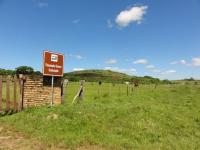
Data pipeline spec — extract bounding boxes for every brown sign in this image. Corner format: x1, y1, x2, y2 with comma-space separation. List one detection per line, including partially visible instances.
43, 51, 64, 76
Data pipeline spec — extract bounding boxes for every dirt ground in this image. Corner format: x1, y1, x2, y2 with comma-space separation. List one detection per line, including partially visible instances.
0, 125, 63, 150
0, 125, 104, 150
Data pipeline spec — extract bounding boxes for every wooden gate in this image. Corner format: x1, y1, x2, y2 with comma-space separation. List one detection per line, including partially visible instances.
0, 76, 24, 115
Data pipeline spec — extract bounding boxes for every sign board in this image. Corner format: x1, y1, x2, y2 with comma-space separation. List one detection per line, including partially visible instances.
43, 51, 64, 77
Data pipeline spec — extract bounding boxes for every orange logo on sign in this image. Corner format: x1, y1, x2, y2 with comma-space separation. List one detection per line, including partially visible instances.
43, 51, 64, 76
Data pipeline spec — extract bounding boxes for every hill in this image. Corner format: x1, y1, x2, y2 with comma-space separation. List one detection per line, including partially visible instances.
0, 67, 168, 84
64, 69, 162, 84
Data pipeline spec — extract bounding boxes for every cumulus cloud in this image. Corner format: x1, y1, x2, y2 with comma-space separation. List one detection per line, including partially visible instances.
192, 57, 200, 66
115, 5, 148, 27
105, 59, 117, 65
146, 65, 155, 69
180, 59, 187, 65
170, 59, 187, 65
107, 19, 113, 28
75, 55, 83, 59
68, 54, 84, 60
104, 66, 119, 70
73, 68, 85, 71
170, 57, 200, 67
133, 59, 148, 64
160, 70, 176, 75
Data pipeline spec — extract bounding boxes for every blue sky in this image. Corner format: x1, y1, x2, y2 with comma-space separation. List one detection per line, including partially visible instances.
0, 0, 200, 79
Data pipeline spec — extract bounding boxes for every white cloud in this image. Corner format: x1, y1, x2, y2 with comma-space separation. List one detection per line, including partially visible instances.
192, 57, 200, 66
115, 5, 148, 27
68, 54, 84, 60
105, 59, 117, 65
128, 68, 137, 72
104, 66, 119, 70
146, 65, 155, 69
38, 2, 48, 8
170, 59, 187, 65
170, 58, 200, 67
160, 70, 176, 75
180, 59, 187, 65
72, 19, 80, 24
107, 19, 113, 28
133, 59, 148, 64
73, 68, 85, 71
166, 70, 176, 73
75, 55, 83, 59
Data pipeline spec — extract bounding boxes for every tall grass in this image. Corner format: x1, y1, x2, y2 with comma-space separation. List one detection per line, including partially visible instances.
1, 83, 200, 149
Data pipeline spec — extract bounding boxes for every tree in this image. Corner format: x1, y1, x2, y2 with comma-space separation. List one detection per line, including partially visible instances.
34, 71, 42, 75
184, 77, 195, 81
162, 79, 171, 84
15, 66, 34, 75
0, 68, 15, 75
144, 75, 153, 79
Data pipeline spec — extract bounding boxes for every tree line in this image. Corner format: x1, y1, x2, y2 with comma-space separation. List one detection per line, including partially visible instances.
2, 66, 196, 85
0, 66, 41, 76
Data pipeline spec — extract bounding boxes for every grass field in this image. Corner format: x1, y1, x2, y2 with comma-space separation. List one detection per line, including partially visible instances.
1, 82, 200, 149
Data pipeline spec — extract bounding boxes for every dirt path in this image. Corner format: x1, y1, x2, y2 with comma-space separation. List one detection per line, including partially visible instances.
0, 125, 65, 150
0, 125, 104, 150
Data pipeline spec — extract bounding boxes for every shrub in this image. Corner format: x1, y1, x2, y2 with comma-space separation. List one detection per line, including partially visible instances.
15, 66, 34, 75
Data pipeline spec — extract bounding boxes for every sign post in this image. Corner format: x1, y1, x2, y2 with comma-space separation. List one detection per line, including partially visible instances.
43, 51, 64, 106
51, 76, 54, 106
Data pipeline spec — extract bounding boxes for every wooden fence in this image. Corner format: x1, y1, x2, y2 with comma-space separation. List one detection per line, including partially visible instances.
0, 76, 23, 114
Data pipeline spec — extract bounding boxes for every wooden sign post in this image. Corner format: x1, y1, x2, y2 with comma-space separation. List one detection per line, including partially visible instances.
43, 51, 64, 106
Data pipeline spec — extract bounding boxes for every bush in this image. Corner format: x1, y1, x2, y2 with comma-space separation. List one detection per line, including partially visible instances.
15, 66, 34, 75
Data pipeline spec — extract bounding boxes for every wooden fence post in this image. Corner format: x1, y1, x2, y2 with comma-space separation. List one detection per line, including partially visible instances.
13, 77, 17, 112
62, 79, 68, 104
109, 83, 112, 96
127, 84, 129, 96
18, 75, 25, 111
98, 81, 102, 98
118, 84, 121, 96
0, 76, 2, 112
6, 76, 10, 112
72, 80, 85, 104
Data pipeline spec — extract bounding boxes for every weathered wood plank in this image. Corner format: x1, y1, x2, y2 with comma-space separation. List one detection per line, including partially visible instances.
18, 78, 24, 111
6, 77, 10, 112
14, 77, 17, 112
0, 76, 2, 112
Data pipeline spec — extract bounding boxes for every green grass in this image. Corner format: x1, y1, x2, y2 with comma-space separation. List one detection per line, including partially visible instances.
1, 83, 200, 149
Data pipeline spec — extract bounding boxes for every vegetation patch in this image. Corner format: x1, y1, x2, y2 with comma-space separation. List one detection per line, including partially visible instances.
1, 83, 200, 149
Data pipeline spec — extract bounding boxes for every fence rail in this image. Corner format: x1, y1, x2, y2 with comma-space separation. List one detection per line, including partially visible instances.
0, 76, 22, 114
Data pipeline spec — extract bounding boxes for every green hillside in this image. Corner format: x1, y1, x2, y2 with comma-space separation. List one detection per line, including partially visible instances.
1, 67, 169, 84
64, 69, 162, 84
